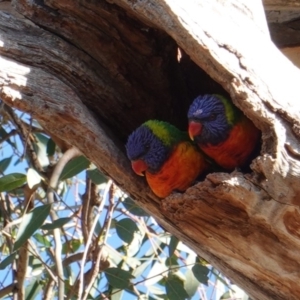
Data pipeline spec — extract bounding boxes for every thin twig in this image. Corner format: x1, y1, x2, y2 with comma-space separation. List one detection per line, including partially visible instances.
22, 117, 33, 160
47, 146, 82, 300
43, 280, 56, 300
20, 119, 45, 134
81, 176, 92, 244
27, 240, 58, 283
16, 181, 35, 300
63, 252, 85, 267
16, 243, 28, 300
0, 193, 14, 252
2, 217, 22, 231
0, 284, 14, 299
12, 261, 17, 300
0, 129, 17, 145
0, 193, 14, 297
135, 262, 195, 286
82, 183, 115, 300
47, 146, 82, 204
78, 180, 112, 300
3, 105, 44, 173
82, 246, 105, 300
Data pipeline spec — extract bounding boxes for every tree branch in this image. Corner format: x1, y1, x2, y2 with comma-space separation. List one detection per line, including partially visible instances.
1, 1, 300, 300
78, 180, 112, 299
47, 146, 82, 299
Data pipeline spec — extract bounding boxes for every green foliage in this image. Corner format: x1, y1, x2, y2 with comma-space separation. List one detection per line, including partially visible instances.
27, 168, 41, 188
46, 138, 56, 156
33, 233, 52, 248
104, 268, 134, 289
33, 133, 50, 167
60, 155, 90, 180
25, 278, 44, 300
168, 236, 179, 257
192, 264, 210, 285
185, 268, 202, 298
0, 156, 13, 173
166, 273, 189, 300
62, 238, 82, 255
13, 204, 52, 251
0, 173, 27, 192
87, 167, 107, 185
220, 284, 250, 300
41, 217, 72, 230
115, 218, 140, 244
0, 252, 17, 270
0, 109, 237, 299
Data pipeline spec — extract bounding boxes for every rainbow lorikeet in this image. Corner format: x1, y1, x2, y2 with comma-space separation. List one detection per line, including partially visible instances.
126, 120, 209, 198
188, 94, 260, 170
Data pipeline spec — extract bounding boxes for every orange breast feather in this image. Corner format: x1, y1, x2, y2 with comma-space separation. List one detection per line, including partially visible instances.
201, 117, 260, 170
145, 141, 208, 198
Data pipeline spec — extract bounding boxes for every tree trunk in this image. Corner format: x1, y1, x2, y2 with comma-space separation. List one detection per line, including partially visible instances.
1, 0, 300, 299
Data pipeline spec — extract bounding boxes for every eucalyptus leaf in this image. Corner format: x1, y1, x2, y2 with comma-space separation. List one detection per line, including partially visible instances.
166, 274, 189, 300
133, 257, 153, 278
27, 168, 41, 188
165, 255, 179, 267
46, 138, 56, 156
33, 233, 51, 248
0, 252, 17, 270
145, 259, 168, 286
87, 168, 107, 185
111, 289, 123, 300
127, 227, 144, 257
148, 285, 166, 296
62, 239, 82, 254
60, 156, 90, 181
29, 257, 44, 275
0, 173, 27, 192
0, 156, 13, 173
13, 204, 52, 251
169, 236, 179, 257
33, 133, 50, 167
184, 268, 200, 298
104, 267, 134, 289
220, 284, 250, 300
192, 264, 209, 285
41, 217, 72, 230
115, 218, 139, 244
25, 278, 43, 300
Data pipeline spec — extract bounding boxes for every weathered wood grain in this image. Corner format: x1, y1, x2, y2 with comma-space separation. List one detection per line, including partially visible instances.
1, 1, 300, 299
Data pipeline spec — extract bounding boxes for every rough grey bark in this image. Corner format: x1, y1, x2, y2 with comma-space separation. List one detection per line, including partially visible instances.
1, 0, 300, 299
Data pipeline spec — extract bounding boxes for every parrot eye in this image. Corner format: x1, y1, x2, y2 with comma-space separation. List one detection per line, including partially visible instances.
209, 113, 217, 121
144, 144, 151, 151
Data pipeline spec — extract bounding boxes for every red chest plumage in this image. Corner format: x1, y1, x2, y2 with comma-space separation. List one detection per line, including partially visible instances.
145, 141, 208, 198
200, 117, 260, 170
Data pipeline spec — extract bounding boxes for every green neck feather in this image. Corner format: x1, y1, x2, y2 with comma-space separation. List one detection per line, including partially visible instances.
215, 94, 240, 125
143, 120, 188, 147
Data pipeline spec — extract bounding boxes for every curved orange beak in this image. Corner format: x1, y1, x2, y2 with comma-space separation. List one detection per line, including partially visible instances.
188, 121, 202, 140
131, 160, 148, 176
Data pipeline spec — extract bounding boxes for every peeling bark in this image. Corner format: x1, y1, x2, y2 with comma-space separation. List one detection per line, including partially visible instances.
162, 173, 300, 300
263, 0, 300, 10
1, 1, 300, 299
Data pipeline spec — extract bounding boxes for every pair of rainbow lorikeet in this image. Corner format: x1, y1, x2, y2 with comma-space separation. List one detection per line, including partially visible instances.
126, 94, 260, 198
